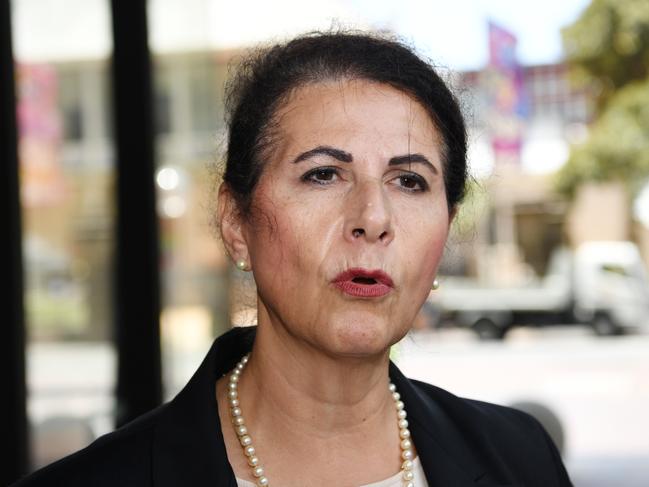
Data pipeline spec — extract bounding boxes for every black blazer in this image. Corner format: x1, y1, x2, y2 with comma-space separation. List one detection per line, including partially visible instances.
13, 326, 572, 486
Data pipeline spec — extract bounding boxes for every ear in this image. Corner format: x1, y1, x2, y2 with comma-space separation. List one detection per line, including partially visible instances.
217, 183, 250, 266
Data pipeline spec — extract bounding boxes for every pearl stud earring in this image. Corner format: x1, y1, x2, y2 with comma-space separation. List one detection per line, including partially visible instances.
432, 278, 440, 290
236, 259, 248, 271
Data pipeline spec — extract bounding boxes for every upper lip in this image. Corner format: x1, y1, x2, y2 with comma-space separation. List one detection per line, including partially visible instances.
332, 268, 394, 287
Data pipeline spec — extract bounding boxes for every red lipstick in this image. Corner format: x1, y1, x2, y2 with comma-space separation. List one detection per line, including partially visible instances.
332, 268, 394, 298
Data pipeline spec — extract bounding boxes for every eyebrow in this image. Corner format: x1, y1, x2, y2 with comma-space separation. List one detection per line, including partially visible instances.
389, 154, 438, 174
292, 146, 353, 164
292, 145, 438, 175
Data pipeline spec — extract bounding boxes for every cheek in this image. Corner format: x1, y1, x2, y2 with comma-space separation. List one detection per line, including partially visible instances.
423, 214, 449, 264
420, 236, 447, 276
399, 209, 449, 284
247, 190, 316, 282
252, 177, 342, 260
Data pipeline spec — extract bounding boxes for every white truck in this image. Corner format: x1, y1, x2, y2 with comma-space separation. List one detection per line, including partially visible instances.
427, 241, 649, 339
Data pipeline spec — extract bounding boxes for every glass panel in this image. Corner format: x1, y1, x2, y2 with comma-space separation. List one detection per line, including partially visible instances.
153, 64, 172, 136
12, 0, 116, 471
189, 61, 221, 134
57, 69, 83, 141
148, 9, 231, 399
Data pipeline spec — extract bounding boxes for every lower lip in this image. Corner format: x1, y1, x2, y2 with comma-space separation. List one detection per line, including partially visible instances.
333, 281, 393, 298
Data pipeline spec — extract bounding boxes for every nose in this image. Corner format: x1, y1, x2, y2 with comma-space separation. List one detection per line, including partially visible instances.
344, 179, 394, 245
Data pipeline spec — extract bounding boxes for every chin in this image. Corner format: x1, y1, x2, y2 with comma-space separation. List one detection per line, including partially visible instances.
328, 317, 405, 358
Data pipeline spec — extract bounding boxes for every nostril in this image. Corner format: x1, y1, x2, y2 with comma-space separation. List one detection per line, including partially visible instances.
352, 228, 364, 238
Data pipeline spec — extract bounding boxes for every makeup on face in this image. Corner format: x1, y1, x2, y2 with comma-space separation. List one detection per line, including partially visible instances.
332, 268, 395, 298
242, 80, 451, 356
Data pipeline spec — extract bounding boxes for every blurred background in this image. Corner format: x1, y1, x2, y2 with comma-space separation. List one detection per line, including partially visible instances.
4, 0, 649, 485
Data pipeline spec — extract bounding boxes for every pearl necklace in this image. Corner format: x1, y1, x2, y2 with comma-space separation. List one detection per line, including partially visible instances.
227, 354, 416, 487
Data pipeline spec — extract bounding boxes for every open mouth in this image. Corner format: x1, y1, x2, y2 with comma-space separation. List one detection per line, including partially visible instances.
351, 276, 378, 285
332, 268, 394, 298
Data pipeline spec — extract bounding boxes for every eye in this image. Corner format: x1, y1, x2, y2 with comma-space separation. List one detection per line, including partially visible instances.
301, 166, 340, 185
392, 172, 429, 192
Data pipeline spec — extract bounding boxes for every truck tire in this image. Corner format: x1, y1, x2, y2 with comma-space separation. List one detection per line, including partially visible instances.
590, 313, 621, 337
472, 318, 507, 340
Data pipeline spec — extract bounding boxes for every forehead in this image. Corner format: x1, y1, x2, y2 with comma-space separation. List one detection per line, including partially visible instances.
272, 79, 443, 160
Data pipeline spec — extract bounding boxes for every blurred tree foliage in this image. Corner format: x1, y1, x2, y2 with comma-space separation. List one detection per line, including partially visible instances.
557, 0, 649, 197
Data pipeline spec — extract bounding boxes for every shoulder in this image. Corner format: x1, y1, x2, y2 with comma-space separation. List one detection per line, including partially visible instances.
413, 378, 545, 435
12, 405, 168, 487
407, 378, 572, 486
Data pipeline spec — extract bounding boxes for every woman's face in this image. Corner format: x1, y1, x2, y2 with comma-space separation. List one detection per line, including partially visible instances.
235, 79, 452, 357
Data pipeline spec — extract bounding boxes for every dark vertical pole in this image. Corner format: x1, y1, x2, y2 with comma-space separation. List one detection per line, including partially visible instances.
0, 0, 29, 483
109, 0, 162, 427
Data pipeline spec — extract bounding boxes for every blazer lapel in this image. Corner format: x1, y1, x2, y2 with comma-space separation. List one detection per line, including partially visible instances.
389, 362, 521, 487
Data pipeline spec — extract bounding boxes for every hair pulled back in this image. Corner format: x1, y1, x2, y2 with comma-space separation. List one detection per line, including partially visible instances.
223, 31, 468, 216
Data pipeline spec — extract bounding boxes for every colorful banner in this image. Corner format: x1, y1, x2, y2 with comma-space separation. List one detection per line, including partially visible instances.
485, 21, 528, 165
16, 64, 66, 207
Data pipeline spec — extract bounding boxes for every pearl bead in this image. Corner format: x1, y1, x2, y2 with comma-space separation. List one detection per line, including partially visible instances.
401, 449, 414, 460
229, 354, 416, 487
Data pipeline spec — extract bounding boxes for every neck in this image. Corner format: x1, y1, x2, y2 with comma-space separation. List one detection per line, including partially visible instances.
218, 312, 407, 486
244, 319, 394, 435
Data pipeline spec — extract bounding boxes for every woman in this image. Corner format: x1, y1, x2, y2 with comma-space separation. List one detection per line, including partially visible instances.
14, 32, 572, 487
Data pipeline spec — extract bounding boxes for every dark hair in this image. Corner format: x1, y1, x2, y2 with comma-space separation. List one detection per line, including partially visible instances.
223, 31, 468, 216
